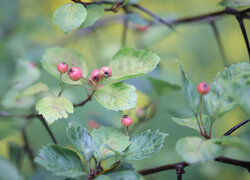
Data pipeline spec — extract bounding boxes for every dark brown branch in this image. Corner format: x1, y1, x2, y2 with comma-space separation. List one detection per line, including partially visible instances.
215, 156, 250, 172
21, 128, 36, 169
210, 21, 229, 66
73, 90, 95, 107
236, 16, 250, 61
224, 119, 250, 136
38, 116, 58, 144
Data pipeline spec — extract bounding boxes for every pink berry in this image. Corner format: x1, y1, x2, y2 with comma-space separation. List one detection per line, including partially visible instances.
87, 120, 100, 129
100, 66, 112, 78
68, 67, 82, 81
91, 69, 101, 82
197, 82, 210, 95
121, 115, 132, 127
57, 62, 68, 73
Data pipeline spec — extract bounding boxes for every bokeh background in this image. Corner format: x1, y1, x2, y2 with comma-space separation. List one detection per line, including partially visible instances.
0, 0, 250, 179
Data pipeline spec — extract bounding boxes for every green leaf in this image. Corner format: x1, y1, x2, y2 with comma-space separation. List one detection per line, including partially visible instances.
36, 96, 74, 125
91, 127, 130, 161
53, 3, 87, 34
105, 170, 143, 180
204, 62, 250, 120
66, 122, 94, 162
19, 83, 48, 97
80, 4, 104, 29
0, 157, 22, 180
215, 136, 250, 152
140, 25, 172, 46
176, 137, 221, 164
172, 114, 211, 133
94, 82, 137, 111
127, 13, 148, 26
220, 0, 250, 8
147, 77, 181, 96
124, 130, 167, 160
109, 48, 160, 80
41, 47, 88, 85
35, 145, 85, 178
179, 63, 200, 115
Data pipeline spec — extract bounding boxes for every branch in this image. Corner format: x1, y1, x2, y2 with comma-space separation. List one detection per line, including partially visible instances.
73, 90, 95, 107
224, 119, 250, 136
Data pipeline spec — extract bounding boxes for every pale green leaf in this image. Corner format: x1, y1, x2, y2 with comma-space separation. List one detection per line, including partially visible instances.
35, 145, 85, 178
53, 3, 87, 34
176, 137, 221, 164
36, 96, 74, 125
94, 82, 137, 111
127, 13, 148, 26
109, 48, 160, 80
91, 127, 130, 161
19, 83, 48, 97
220, 0, 250, 8
172, 114, 211, 133
0, 157, 22, 180
80, 4, 104, 29
41, 47, 88, 85
179, 63, 200, 115
204, 62, 250, 120
215, 136, 250, 152
147, 77, 181, 96
124, 130, 167, 160
66, 122, 94, 162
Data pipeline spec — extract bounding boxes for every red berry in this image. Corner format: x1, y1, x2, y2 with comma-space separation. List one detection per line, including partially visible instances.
100, 66, 112, 78
57, 62, 68, 73
121, 115, 132, 127
136, 25, 149, 32
87, 120, 100, 129
91, 69, 101, 82
68, 67, 82, 81
197, 82, 210, 95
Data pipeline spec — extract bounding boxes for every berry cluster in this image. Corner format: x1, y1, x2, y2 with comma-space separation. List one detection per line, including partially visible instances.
57, 62, 112, 86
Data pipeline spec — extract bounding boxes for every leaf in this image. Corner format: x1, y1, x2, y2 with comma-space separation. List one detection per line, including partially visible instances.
220, 0, 250, 8
140, 25, 172, 46
172, 114, 211, 133
36, 96, 74, 125
124, 129, 168, 160
80, 4, 104, 29
176, 137, 221, 164
35, 145, 85, 178
94, 82, 137, 111
53, 3, 87, 34
127, 13, 148, 26
0, 157, 22, 180
66, 122, 94, 162
41, 47, 88, 85
91, 127, 130, 161
147, 77, 181, 96
179, 63, 200, 115
109, 48, 160, 80
19, 83, 48, 97
215, 136, 250, 152
204, 62, 250, 120
105, 170, 143, 180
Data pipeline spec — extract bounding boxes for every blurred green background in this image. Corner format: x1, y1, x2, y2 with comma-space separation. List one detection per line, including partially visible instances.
0, 0, 250, 179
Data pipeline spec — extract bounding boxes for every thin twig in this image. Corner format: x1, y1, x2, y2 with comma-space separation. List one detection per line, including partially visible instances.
236, 16, 250, 61
38, 116, 58, 144
121, 14, 128, 47
210, 20, 229, 66
224, 119, 250, 136
21, 128, 36, 169
73, 90, 95, 107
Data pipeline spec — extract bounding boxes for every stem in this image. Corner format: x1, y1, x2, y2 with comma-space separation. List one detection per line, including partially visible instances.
209, 121, 213, 138
236, 16, 250, 62
210, 20, 229, 67
199, 95, 206, 136
224, 119, 250, 136
121, 15, 128, 47
126, 126, 129, 136
58, 73, 64, 97
195, 116, 204, 136
73, 90, 95, 107
21, 128, 36, 169
38, 116, 57, 144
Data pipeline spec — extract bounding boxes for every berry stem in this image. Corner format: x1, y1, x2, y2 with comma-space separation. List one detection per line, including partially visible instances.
126, 126, 129, 136
199, 95, 207, 136
58, 73, 65, 97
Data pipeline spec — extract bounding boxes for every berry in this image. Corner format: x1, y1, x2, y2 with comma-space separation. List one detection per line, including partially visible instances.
57, 62, 68, 73
100, 66, 112, 78
121, 115, 132, 127
87, 120, 100, 129
68, 67, 82, 81
91, 69, 101, 82
197, 82, 210, 95
136, 25, 149, 32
